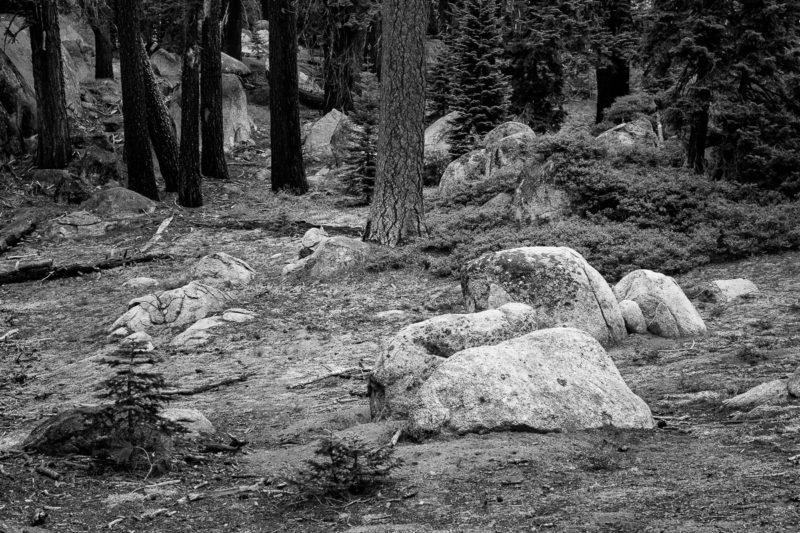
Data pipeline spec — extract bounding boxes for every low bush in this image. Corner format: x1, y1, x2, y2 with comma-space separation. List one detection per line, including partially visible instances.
417, 131, 800, 281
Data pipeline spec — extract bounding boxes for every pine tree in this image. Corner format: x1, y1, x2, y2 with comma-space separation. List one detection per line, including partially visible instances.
448, 0, 510, 155
338, 72, 379, 204
428, 31, 456, 119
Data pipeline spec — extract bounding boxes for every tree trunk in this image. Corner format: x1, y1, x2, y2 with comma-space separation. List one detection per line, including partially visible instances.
92, 23, 114, 80
0, 47, 36, 157
595, 57, 629, 123
223, 0, 242, 60
323, 18, 367, 113
687, 106, 709, 174
364, 0, 427, 246
268, 0, 307, 193
117, 0, 159, 200
178, 0, 204, 207
201, 0, 229, 180
138, 35, 181, 192
30, 0, 69, 169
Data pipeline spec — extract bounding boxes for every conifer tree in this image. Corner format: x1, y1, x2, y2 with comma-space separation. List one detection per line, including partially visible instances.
447, 0, 510, 156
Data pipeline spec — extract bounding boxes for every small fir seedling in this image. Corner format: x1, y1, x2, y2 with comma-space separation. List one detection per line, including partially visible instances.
297, 433, 402, 497
97, 345, 180, 472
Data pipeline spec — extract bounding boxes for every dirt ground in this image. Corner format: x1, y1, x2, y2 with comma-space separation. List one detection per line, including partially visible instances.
3, 106, 800, 532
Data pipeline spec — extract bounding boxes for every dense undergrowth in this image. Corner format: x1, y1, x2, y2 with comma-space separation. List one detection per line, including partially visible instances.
411, 132, 800, 281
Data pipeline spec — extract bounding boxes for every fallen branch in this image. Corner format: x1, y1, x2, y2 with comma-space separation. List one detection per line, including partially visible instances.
0, 252, 170, 285
34, 464, 61, 480
162, 373, 252, 397
0, 211, 39, 254
288, 366, 369, 389
139, 216, 173, 254
180, 479, 264, 503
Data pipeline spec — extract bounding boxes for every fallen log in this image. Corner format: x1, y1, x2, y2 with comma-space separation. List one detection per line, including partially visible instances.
162, 373, 252, 397
0, 252, 170, 285
0, 211, 39, 254
299, 86, 324, 109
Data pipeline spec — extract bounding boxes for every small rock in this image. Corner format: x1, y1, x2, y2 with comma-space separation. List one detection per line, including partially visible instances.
722, 379, 789, 410
81, 187, 157, 218
161, 408, 215, 437
376, 310, 408, 321
190, 252, 255, 288
283, 236, 372, 280
788, 367, 800, 398
619, 300, 647, 334
698, 279, 759, 303
122, 277, 161, 290
301, 227, 329, 249
120, 331, 155, 353
221, 308, 257, 323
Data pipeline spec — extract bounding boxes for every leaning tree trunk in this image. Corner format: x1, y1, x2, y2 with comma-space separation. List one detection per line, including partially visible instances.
30, 0, 69, 169
117, 0, 158, 200
138, 36, 181, 192
201, 0, 229, 180
178, 0, 204, 207
222, 0, 242, 60
595, 56, 630, 123
91, 22, 114, 80
363, 0, 427, 246
268, 0, 307, 193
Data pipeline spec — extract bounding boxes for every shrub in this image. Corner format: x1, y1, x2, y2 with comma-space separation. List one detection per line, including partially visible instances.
296, 434, 402, 497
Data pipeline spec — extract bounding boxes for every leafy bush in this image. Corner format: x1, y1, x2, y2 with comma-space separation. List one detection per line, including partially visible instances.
296, 434, 401, 497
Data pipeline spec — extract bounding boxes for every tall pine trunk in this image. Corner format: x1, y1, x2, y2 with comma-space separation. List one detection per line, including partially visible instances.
138, 36, 181, 192
178, 0, 204, 207
92, 22, 114, 80
201, 0, 229, 180
268, 0, 307, 193
364, 0, 427, 246
223, 0, 242, 60
117, 0, 159, 200
30, 0, 69, 169
323, 21, 366, 113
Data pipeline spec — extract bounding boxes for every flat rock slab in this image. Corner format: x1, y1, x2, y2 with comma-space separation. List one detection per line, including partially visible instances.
43, 211, 108, 240
409, 327, 654, 435
462, 246, 626, 346
170, 308, 257, 351
283, 236, 372, 280
614, 269, 707, 338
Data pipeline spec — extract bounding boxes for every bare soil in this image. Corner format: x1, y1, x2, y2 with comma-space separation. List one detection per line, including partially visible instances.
2, 117, 800, 533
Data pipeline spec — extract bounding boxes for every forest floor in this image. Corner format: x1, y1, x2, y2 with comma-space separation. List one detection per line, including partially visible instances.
2, 105, 800, 532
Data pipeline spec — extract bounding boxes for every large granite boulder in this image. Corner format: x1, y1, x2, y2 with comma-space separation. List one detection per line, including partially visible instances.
613, 270, 707, 338
438, 121, 539, 206
150, 48, 182, 79
170, 308, 257, 351
108, 281, 232, 335
597, 117, 658, 150
424, 111, 460, 172
462, 247, 627, 346
303, 109, 348, 162
1, 17, 83, 117
169, 74, 252, 150
409, 327, 654, 435
221, 52, 251, 76
22, 406, 106, 455
370, 302, 539, 419
282, 236, 372, 280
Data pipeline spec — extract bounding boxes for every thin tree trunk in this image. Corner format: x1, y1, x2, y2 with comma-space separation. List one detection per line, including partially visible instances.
364, 0, 427, 246
117, 0, 159, 200
92, 23, 114, 80
595, 57, 629, 123
30, 0, 69, 169
223, 0, 242, 60
268, 0, 307, 193
138, 35, 181, 192
688, 106, 709, 174
201, 0, 229, 180
178, 0, 204, 207
323, 19, 367, 113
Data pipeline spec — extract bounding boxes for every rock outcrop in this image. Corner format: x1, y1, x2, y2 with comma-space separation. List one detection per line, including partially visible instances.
283, 233, 371, 281
190, 252, 255, 288
462, 246, 627, 346
698, 279, 759, 303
